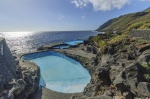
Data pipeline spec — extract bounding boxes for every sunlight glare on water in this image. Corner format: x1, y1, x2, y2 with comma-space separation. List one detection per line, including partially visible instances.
1, 31, 99, 53
1, 32, 35, 38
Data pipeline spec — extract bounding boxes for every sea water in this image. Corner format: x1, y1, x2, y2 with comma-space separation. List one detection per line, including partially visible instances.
1, 31, 99, 53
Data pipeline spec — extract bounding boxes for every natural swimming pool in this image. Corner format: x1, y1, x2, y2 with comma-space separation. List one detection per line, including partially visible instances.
64, 40, 84, 46
22, 51, 91, 93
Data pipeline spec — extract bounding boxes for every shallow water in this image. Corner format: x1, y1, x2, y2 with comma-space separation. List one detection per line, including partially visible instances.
22, 51, 91, 93
64, 40, 84, 46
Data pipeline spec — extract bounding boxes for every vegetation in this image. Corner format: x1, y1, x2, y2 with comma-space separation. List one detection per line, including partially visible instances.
97, 8, 150, 33
88, 36, 101, 43
88, 7, 150, 53
143, 74, 150, 81
108, 33, 128, 45
135, 37, 149, 43
127, 22, 143, 31
141, 63, 150, 69
88, 33, 129, 53
97, 86, 106, 96
143, 7, 150, 12
97, 41, 108, 52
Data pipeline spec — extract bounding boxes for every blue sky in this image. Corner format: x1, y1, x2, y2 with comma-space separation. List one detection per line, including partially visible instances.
0, 0, 150, 31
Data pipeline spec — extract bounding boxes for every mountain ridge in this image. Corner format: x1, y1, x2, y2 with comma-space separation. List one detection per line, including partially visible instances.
97, 7, 150, 33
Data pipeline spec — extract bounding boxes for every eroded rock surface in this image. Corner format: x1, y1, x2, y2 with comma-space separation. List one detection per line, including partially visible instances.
83, 36, 150, 99
0, 36, 40, 99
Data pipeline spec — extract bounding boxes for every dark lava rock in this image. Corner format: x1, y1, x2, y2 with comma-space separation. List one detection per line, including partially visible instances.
84, 36, 150, 98
123, 91, 133, 99
137, 82, 150, 97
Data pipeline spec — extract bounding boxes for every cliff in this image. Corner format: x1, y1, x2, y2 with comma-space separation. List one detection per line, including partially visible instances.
83, 31, 150, 99
0, 35, 40, 99
0, 35, 17, 95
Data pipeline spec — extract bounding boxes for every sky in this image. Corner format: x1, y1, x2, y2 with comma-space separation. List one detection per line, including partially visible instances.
0, 0, 150, 31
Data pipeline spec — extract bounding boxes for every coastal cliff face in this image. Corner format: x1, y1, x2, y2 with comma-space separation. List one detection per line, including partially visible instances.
0, 36, 17, 97
83, 32, 150, 99
0, 36, 40, 99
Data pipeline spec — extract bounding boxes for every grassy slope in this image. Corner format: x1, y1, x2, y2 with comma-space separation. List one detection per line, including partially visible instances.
97, 8, 150, 33
89, 7, 150, 53
143, 7, 150, 12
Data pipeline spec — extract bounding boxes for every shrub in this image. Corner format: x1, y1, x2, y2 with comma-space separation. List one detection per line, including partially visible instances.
127, 22, 143, 31
141, 63, 150, 69
97, 41, 108, 52
139, 23, 150, 29
89, 36, 100, 43
143, 74, 150, 81
108, 34, 128, 45
135, 37, 149, 43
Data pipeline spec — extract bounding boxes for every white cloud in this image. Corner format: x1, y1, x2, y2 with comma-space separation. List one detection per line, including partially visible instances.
139, 0, 150, 2
58, 14, 64, 20
71, 0, 88, 8
139, 0, 150, 1
71, 0, 130, 11
82, 15, 85, 19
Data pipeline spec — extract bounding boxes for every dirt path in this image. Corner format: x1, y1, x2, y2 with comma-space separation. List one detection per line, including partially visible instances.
31, 87, 83, 99
53, 46, 96, 59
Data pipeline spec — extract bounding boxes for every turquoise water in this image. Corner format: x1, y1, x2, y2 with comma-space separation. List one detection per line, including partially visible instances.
64, 40, 84, 46
52, 40, 84, 49
53, 45, 70, 49
22, 51, 91, 93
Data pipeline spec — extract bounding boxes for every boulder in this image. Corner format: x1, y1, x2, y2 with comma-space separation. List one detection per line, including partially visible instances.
87, 46, 92, 53
113, 96, 123, 99
84, 66, 111, 96
137, 82, 150, 97
123, 91, 133, 99
92, 46, 99, 54
136, 44, 150, 52
110, 65, 123, 81
107, 46, 115, 55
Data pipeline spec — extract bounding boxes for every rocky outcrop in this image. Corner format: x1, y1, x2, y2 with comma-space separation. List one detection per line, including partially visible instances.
130, 30, 150, 40
14, 61, 40, 99
0, 36, 40, 99
86, 46, 99, 54
83, 36, 150, 99
1, 32, 149, 99
0, 36, 17, 98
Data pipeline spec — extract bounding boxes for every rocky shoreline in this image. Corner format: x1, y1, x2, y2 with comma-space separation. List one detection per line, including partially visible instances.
0, 31, 150, 99
32, 32, 150, 99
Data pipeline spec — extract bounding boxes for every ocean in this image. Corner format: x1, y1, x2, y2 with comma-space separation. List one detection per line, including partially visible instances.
1, 31, 99, 53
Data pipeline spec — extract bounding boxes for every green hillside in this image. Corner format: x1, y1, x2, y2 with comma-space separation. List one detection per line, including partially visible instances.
143, 7, 150, 12
97, 7, 150, 33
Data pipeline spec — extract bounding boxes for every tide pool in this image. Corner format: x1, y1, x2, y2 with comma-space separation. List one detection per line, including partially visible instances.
64, 40, 84, 46
22, 51, 91, 93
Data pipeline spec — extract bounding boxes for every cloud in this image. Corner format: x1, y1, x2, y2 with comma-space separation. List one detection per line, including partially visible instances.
71, 0, 130, 11
58, 14, 64, 20
82, 15, 85, 19
71, 0, 88, 8
139, 0, 150, 1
